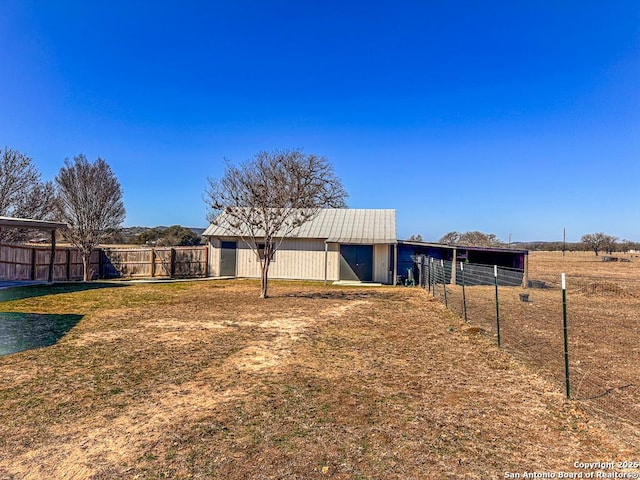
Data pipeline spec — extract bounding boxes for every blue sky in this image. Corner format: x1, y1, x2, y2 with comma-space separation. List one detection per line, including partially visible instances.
1, 1, 638, 242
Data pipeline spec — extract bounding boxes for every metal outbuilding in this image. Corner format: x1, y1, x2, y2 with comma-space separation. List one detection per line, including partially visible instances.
204, 209, 398, 283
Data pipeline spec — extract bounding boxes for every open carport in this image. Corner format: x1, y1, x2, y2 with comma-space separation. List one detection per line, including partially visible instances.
0, 216, 68, 283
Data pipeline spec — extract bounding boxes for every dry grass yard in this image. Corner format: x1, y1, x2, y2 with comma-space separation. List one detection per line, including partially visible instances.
0, 279, 635, 479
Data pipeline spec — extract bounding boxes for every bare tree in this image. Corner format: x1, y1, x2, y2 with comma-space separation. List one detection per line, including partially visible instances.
581, 232, 616, 256
603, 235, 618, 255
439, 230, 502, 247
204, 149, 347, 298
0, 147, 56, 242
407, 234, 424, 242
439, 231, 461, 244
459, 231, 502, 247
55, 154, 125, 281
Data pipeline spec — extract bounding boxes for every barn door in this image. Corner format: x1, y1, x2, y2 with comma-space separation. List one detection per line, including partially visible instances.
339, 245, 373, 281
220, 241, 237, 277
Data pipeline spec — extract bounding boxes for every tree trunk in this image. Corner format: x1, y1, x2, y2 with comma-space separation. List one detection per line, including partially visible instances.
260, 259, 270, 298
82, 249, 91, 282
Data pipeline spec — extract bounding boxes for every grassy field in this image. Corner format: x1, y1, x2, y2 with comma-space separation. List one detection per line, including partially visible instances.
0, 279, 635, 479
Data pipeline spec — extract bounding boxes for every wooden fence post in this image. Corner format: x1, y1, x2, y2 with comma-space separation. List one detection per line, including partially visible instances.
151, 249, 156, 278
98, 249, 104, 279
170, 248, 176, 278
48, 229, 56, 283
66, 249, 71, 281
31, 248, 37, 280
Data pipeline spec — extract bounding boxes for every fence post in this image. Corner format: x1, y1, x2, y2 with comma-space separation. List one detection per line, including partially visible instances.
66, 249, 71, 281
98, 249, 104, 279
431, 258, 437, 297
30, 248, 37, 280
494, 265, 501, 347
426, 257, 430, 292
48, 229, 56, 283
562, 273, 571, 399
170, 248, 176, 278
461, 262, 468, 323
441, 259, 448, 308
151, 249, 156, 278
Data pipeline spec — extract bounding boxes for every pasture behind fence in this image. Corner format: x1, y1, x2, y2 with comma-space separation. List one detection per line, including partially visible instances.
0, 243, 208, 281
418, 254, 640, 450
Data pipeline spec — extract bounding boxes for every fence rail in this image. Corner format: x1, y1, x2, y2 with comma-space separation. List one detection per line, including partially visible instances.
417, 254, 640, 451
0, 244, 208, 281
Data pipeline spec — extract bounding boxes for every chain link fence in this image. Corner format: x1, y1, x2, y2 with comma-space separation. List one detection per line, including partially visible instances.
415, 255, 640, 450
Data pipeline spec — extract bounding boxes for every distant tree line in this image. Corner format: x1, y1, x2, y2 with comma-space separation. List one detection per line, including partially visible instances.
437, 229, 640, 255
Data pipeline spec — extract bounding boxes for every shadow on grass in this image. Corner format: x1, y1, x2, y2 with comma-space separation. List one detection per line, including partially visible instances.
0, 282, 128, 303
0, 312, 84, 356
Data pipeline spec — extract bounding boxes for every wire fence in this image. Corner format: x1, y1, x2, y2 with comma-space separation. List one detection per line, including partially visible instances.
415, 255, 640, 450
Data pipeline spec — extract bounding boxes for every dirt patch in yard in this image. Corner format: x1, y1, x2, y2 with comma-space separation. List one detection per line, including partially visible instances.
0, 280, 633, 479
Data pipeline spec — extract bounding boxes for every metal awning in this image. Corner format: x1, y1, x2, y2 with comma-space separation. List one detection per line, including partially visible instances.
0, 216, 67, 231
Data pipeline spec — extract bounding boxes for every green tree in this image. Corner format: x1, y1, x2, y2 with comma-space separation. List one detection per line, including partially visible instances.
136, 227, 163, 245
157, 225, 201, 246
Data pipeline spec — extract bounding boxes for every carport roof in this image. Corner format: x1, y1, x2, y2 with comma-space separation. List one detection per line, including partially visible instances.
204, 208, 397, 244
0, 216, 67, 231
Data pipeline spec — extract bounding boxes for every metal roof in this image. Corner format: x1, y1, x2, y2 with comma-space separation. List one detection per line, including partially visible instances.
204, 209, 397, 244
0, 216, 67, 231
398, 240, 528, 254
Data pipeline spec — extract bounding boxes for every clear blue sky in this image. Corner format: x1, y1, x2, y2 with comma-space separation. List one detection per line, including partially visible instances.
1, 1, 638, 242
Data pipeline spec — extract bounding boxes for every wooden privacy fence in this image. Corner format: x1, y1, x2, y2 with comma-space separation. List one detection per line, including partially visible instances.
100, 246, 208, 279
0, 244, 208, 281
0, 243, 93, 281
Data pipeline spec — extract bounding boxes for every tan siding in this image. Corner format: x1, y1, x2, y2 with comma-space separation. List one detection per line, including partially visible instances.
374, 244, 391, 283
327, 243, 340, 281
236, 239, 336, 281
208, 238, 221, 276
236, 242, 260, 278
206, 237, 392, 283
219, 239, 340, 281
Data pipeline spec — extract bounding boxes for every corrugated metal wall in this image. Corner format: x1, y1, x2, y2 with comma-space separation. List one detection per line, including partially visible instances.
236, 239, 338, 281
